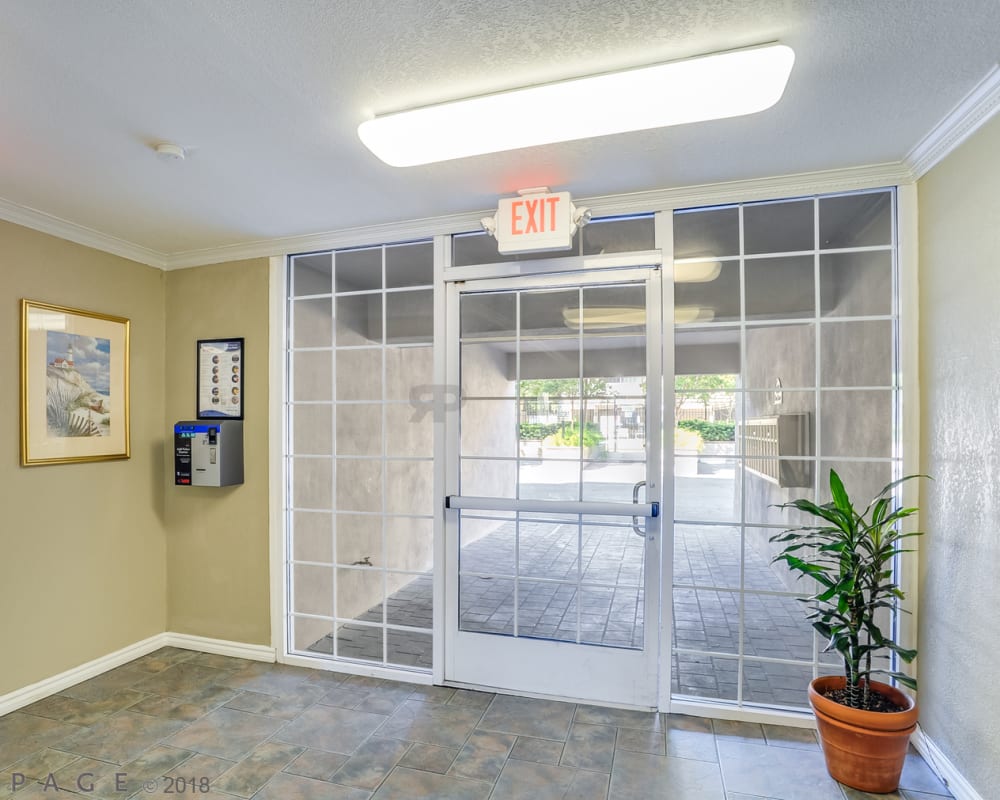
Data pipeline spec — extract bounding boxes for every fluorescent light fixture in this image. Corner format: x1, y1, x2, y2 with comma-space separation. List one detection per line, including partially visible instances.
562, 306, 645, 330
675, 306, 716, 324
675, 261, 722, 283
358, 43, 794, 167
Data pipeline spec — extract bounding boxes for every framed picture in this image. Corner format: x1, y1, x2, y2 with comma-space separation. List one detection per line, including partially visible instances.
21, 299, 130, 466
196, 337, 244, 420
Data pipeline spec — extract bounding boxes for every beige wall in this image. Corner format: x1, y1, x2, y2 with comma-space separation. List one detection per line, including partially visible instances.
164, 259, 271, 645
918, 111, 1000, 796
0, 221, 167, 695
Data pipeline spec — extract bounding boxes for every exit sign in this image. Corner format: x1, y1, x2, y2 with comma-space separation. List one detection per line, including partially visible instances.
495, 190, 574, 254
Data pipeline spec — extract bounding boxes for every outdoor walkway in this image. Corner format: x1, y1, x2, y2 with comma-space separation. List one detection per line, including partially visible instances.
315, 464, 830, 709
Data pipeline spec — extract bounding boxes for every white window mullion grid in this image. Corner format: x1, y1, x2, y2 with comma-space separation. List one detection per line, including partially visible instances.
330, 252, 339, 659
736, 202, 747, 706
381, 246, 389, 665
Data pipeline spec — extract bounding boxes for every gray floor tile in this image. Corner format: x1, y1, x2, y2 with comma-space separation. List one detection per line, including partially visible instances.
610, 749, 725, 800
331, 737, 410, 791
397, 743, 459, 774
370, 766, 490, 799
128, 687, 237, 721
276, 704, 388, 755
664, 714, 718, 762
225, 684, 325, 719
478, 695, 575, 740
212, 741, 304, 797
566, 768, 611, 800
574, 704, 661, 731
898, 753, 952, 795
448, 731, 513, 784
89, 744, 193, 799
509, 736, 564, 765
616, 727, 666, 755
163, 707, 284, 761
132, 663, 234, 702
0, 712, 83, 769
377, 700, 482, 749
490, 759, 585, 800
253, 771, 372, 800
284, 749, 350, 781
716, 740, 845, 800
761, 724, 818, 750
55, 712, 186, 765
560, 723, 616, 772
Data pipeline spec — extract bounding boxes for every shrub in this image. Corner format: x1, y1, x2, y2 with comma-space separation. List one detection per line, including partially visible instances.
544, 422, 604, 448
519, 423, 562, 440
676, 419, 735, 441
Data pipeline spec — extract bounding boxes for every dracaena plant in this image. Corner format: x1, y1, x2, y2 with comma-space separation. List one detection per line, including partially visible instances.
771, 469, 926, 711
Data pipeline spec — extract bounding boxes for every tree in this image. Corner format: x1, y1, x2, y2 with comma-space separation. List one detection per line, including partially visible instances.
674, 374, 736, 416
519, 378, 609, 397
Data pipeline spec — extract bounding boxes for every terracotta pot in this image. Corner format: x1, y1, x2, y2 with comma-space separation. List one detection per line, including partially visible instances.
808, 676, 918, 793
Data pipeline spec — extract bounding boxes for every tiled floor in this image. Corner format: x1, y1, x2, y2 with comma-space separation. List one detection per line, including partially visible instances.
1, 647, 953, 800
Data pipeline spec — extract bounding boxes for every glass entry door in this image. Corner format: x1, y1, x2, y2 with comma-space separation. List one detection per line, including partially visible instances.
444, 268, 662, 707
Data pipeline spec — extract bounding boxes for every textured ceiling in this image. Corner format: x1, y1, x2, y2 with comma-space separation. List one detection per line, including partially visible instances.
1, 0, 998, 258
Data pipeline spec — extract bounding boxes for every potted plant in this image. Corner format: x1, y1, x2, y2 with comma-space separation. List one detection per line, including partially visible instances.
771, 468, 926, 793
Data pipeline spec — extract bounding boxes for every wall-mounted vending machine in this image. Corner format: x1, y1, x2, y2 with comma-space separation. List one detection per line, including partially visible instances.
174, 421, 244, 486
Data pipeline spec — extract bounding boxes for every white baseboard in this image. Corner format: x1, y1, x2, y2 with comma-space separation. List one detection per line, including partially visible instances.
912, 725, 984, 800
0, 632, 275, 716
0, 633, 168, 716
163, 633, 275, 663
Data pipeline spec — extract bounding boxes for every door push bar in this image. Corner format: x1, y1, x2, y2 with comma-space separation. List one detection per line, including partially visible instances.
444, 495, 659, 519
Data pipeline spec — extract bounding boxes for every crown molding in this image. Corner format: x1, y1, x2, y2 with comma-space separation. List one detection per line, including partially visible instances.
906, 64, 1000, 179
164, 160, 913, 269
0, 196, 168, 269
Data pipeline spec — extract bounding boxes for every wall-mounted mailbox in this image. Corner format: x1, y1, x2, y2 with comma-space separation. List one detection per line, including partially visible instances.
174, 420, 244, 486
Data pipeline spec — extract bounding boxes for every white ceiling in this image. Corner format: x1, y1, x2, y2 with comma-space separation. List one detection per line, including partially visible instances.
1, 1, 999, 266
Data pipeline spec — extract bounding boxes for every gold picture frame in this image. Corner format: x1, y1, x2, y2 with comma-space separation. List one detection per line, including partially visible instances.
20, 299, 130, 465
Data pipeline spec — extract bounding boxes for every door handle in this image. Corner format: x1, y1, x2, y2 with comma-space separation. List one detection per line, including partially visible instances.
632, 480, 647, 538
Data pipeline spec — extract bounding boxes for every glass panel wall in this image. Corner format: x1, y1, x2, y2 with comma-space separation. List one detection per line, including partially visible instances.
286, 241, 435, 671
670, 188, 898, 709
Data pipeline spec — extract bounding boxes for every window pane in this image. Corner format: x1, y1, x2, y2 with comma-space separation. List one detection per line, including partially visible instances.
291, 350, 332, 402
336, 248, 382, 292
745, 324, 815, 389
336, 458, 382, 512
293, 511, 333, 563
744, 200, 814, 255
336, 404, 381, 456
291, 253, 332, 296
460, 575, 514, 635
745, 256, 814, 320
461, 400, 518, 458
336, 349, 382, 401
820, 390, 893, 457
582, 216, 655, 255
521, 289, 579, 338
386, 460, 434, 515
335, 514, 382, 567
461, 292, 515, 339
292, 403, 332, 455
386, 241, 433, 288
820, 251, 892, 317
293, 298, 333, 348
386, 344, 433, 402
820, 320, 893, 386
675, 262, 740, 324
292, 457, 332, 509
387, 290, 433, 344
819, 191, 891, 249
336, 294, 382, 346
674, 207, 739, 259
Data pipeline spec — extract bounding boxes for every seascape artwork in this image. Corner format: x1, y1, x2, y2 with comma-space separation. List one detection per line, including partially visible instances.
45, 331, 112, 437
